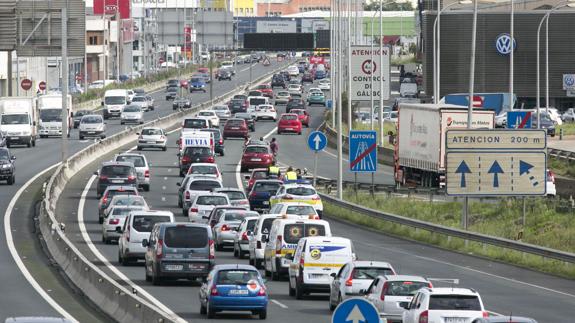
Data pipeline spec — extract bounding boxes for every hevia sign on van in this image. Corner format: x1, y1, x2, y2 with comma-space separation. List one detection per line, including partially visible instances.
495, 33, 517, 55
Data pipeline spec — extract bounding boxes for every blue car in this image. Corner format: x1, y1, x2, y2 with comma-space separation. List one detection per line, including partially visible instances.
189, 76, 207, 93
314, 70, 327, 79
199, 264, 268, 319
248, 179, 283, 211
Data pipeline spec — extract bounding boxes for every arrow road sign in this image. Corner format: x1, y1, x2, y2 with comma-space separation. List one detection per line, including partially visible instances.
307, 131, 327, 152
507, 111, 532, 129
455, 160, 471, 188
488, 160, 504, 188
520, 160, 539, 187
332, 298, 380, 323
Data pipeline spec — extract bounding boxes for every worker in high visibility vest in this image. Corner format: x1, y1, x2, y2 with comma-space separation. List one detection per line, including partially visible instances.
284, 166, 298, 181
268, 161, 280, 178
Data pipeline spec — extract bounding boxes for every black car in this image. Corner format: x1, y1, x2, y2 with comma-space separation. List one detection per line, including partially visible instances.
95, 161, 138, 197
286, 98, 305, 113
201, 128, 225, 156
72, 109, 91, 128
301, 73, 314, 84
173, 96, 192, 110
271, 75, 286, 89
279, 71, 291, 82
166, 79, 179, 89
166, 86, 179, 100
234, 112, 256, 132
229, 99, 247, 114
0, 148, 15, 185
216, 69, 232, 81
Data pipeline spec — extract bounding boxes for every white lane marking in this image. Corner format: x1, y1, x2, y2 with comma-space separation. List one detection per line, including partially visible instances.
271, 299, 288, 309
4, 162, 78, 322
235, 126, 277, 190
355, 240, 575, 299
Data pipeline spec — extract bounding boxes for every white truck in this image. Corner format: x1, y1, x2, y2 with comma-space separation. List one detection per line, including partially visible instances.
0, 97, 38, 148
102, 89, 129, 119
37, 94, 72, 138
394, 104, 495, 188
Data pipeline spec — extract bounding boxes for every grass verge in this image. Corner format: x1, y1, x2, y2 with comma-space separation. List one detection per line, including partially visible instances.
324, 191, 575, 279
556, 122, 575, 136
549, 157, 575, 178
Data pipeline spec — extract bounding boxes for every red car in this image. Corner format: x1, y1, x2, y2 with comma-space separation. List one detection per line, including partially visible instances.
245, 168, 269, 193
223, 118, 249, 139
277, 113, 302, 135
291, 109, 310, 127
198, 67, 209, 73
255, 84, 274, 98
240, 145, 275, 172
180, 79, 189, 88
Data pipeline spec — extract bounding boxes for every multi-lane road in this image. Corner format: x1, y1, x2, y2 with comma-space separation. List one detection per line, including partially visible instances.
3, 60, 575, 322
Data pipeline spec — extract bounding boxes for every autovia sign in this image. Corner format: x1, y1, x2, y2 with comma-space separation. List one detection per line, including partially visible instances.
495, 33, 516, 55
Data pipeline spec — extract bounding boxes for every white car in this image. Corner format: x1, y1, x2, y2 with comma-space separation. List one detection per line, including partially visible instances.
102, 195, 148, 219
270, 183, 324, 217
288, 84, 303, 96
213, 188, 250, 209
181, 177, 223, 216
197, 110, 220, 127
268, 202, 318, 218
137, 127, 167, 151
212, 105, 231, 120
188, 193, 230, 223
402, 288, 488, 323
546, 169, 556, 196
131, 95, 150, 112
318, 79, 331, 91
126, 90, 136, 102
254, 104, 277, 121
287, 65, 300, 76
186, 163, 222, 182
120, 105, 144, 125
308, 87, 322, 94
101, 205, 146, 244
248, 214, 282, 268
79, 114, 106, 140
233, 216, 260, 259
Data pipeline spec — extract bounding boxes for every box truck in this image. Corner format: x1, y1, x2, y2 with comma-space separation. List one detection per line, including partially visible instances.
394, 104, 494, 188
0, 97, 38, 148
37, 94, 72, 138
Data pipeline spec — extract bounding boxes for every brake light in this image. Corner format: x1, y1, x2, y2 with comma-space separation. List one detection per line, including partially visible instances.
275, 235, 283, 255
418, 310, 428, 323
156, 239, 163, 259
109, 218, 120, 225
250, 191, 257, 198
483, 311, 489, 318
185, 191, 191, 200
257, 287, 266, 296
99, 175, 108, 181
207, 156, 215, 163
219, 138, 223, 145
210, 287, 219, 296
181, 155, 191, 164
101, 196, 108, 205
345, 269, 354, 287
209, 239, 215, 259
221, 224, 230, 231
312, 195, 321, 201
176, 138, 181, 146
299, 255, 304, 265
428, 282, 433, 288
380, 282, 389, 301
190, 207, 198, 213
128, 175, 136, 182
144, 170, 150, 178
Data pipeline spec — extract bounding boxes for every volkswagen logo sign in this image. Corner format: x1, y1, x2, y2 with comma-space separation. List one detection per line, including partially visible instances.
495, 33, 516, 55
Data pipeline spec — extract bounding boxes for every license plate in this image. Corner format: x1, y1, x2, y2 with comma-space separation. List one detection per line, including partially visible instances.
285, 128, 293, 130
251, 158, 262, 161
87, 132, 95, 134
111, 179, 124, 184
310, 273, 325, 279
229, 289, 249, 295
164, 264, 183, 271
147, 141, 156, 144
263, 201, 269, 205
232, 127, 239, 130
445, 318, 465, 323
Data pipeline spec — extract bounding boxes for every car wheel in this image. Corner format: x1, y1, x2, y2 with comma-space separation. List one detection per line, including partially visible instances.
207, 302, 216, 319
178, 198, 183, 208
272, 268, 280, 281
7, 175, 14, 185
295, 281, 304, 300
259, 309, 267, 320
79, 135, 84, 140
27, 140, 31, 148
98, 216, 103, 224
101, 135, 106, 139
162, 146, 167, 151
137, 146, 142, 151
220, 150, 225, 156
216, 241, 224, 252
151, 268, 163, 286
145, 265, 152, 282
143, 184, 150, 192
288, 278, 295, 296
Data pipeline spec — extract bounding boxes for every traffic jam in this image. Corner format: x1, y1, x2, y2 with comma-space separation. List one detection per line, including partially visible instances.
89, 56, 495, 323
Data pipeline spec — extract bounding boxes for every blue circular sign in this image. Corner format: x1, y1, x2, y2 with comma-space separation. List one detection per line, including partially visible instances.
308, 131, 327, 152
332, 298, 380, 323
565, 75, 575, 88
495, 33, 517, 55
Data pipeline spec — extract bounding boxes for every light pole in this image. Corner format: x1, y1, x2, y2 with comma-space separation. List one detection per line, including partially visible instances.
370, 9, 377, 130
433, 0, 472, 103
536, 1, 575, 128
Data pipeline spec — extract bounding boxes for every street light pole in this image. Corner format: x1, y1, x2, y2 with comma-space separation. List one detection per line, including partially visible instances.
378, 0, 383, 145
337, 0, 344, 199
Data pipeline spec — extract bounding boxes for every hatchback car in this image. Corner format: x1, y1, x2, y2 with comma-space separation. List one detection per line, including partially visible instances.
223, 118, 249, 139
277, 113, 302, 135
402, 288, 488, 323
213, 210, 259, 250
179, 177, 223, 215
96, 162, 137, 197
144, 223, 215, 285
318, 79, 331, 91
113, 153, 151, 191
248, 179, 283, 211
165, 86, 178, 100
241, 145, 275, 172
291, 109, 310, 127
101, 205, 147, 244
189, 76, 207, 93
120, 105, 144, 125
213, 188, 250, 209
229, 99, 247, 114
79, 115, 106, 140
314, 70, 327, 79
255, 84, 274, 98
188, 193, 231, 223
130, 95, 149, 112
216, 69, 232, 81
271, 74, 286, 89
199, 264, 268, 319
0, 147, 15, 185
254, 105, 277, 121
288, 84, 303, 96
275, 91, 291, 105
178, 146, 215, 176
186, 163, 221, 181
173, 96, 192, 110
286, 98, 305, 113
97, 185, 139, 223
213, 105, 232, 120
307, 91, 326, 106
137, 127, 167, 151
245, 168, 270, 193
197, 110, 220, 127
301, 73, 314, 83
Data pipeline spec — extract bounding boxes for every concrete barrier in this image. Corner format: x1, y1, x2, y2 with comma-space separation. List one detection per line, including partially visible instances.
39, 63, 287, 322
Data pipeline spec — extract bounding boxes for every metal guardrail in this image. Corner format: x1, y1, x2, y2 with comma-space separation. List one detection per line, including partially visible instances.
548, 148, 575, 162
314, 177, 445, 196
40, 63, 288, 322
320, 193, 575, 263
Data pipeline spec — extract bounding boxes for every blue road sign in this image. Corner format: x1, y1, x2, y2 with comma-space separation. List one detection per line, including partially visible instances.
349, 130, 377, 173
308, 131, 327, 152
507, 111, 532, 129
332, 298, 380, 323
455, 160, 471, 188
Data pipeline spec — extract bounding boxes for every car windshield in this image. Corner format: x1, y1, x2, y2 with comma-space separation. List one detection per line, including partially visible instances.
40, 109, 62, 122
115, 155, 145, 167
104, 96, 126, 105
428, 295, 482, 311
254, 182, 281, 192
383, 281, 429, 296
183, 119, 207, 128
111, 196, 146, 207
283, 223, 326, 244
81, 116, 102, 124
223, 212, 249, 221
231, 99, 244, 105
214, 106, 227, 111
132, 215, 170, 232
190, 165, 217, 175
199, 112, 214, 116
222, 191, 246, 200
101, 165, 133, 176
132, 96, 145, 102
123, 105, 141, 113
286, 187, 316, 196
168, 87, 178, 92
189, 180, 222, 191
141, 128, 162, 136
286, 205, 316, 215
164, 226, 208, 248
191, 78, 203, 83
185, 147, 211, 156
216, 270, 259, 285
278, 92, 289, 96
196, 196, 228, 205
1, 114, 30, 125
245, 146, 268, 154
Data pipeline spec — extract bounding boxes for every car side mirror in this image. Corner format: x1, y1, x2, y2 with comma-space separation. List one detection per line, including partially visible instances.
136, 132, 140, 135
244, 175, 250, 180
115, 227, 123, 233
202, 215, 210, 219
141, 239, 149, 247
94, 171, 99, 176
246, 231, 253, 236
177, 153, 181, 157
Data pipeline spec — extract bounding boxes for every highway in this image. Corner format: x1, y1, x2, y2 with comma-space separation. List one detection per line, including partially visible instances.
0, 60, 284, 321
54, 74, 575, 322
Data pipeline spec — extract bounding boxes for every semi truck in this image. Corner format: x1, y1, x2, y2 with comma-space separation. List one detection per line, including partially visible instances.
0, 97, 38, 148
394, 103, 495, 188
37, 94, 72, 138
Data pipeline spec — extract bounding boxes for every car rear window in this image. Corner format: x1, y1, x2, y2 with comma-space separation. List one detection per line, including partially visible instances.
190, 165, 217, 175
252, 171, 267, 179
111, 207, 140, 217
282, 115, 297, 121
201, 129, 221, 140
111, 196, 146, 207
286, 187, 316, 196
184, 147, 212, 156
428, 295, 482, 311
164, 226, 208, 248
223, 212, 248, 221
189, 180, 222, 191
199, 111, 214, 116
132, 215, 171, 232
183, 119, 207, 128
217, 270, 259, 285
254, 182, 281, 192
250, 98, 266, 106
383, 281, 430, 296
115, 155, 145, 167
123, 105, 141, 112
101, 165, 133, 176
142, 128, 162, 136
221, 191, 246, 200
286, 205, 316, 215
260, 218, 277, 234
107, 189, 137, 199
196, 196, 228, 205
351, 267, 394, 280
283, 224, 326, 244
245, 146, 268, 154
226, 119, 245, 127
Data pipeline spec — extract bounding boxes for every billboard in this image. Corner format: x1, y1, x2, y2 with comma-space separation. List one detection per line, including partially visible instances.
244, 33, 314, 50
93, 0, 131, 19
256, 21, 297, 33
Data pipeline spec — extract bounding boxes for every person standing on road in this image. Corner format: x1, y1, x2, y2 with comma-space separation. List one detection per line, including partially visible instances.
270, 138, 278, 156
285, 167, 297, 181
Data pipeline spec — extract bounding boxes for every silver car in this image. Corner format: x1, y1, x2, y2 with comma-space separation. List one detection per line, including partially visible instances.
137, 127, 167, 151
120, 104, 144, 125
102, 205, 147, 244
113, 153, 151, 191
131, 95, 150, 112
329, 261, 396, 311
213, 105, 232, 120
213, 188, 250, 209
212, 210, 253, 251
79, 114, 106, 140
233, 215, 260, 259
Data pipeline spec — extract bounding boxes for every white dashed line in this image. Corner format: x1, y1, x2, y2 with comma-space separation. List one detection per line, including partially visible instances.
271, 299, 288, 309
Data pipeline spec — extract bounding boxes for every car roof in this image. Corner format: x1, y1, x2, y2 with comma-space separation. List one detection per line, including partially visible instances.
194, 192, 228, 198
303, 236, 347, 244
214, 264, 258, 271
159, 222, 208, 229
282, 183, 315, 189
348, 260, 394, 268
254, 179, 283, 184
130, 210, 174, 216
380, 274, 428, 282
275, 202, 315, 207
423, 287, 479, 295
101, 161, 134, 167
188, 176, 220, 182
214, 187, 243, 192
189, 163, 218, 167
104, 185, 137, 191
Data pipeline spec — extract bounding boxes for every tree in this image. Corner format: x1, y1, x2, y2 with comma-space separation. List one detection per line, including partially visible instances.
364, 1, 414, 11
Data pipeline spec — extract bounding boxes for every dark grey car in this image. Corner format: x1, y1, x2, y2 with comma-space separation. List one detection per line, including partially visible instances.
143, 223, 215, 285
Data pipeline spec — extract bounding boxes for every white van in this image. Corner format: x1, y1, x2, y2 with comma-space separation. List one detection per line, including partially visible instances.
264, 217, 331, 281
0, 97, 38, 148
247, 96, 269, 115
288, 236, 355, 299
102, 89, 129, 119
117, 210, 175, 265
248, 214, 283, 269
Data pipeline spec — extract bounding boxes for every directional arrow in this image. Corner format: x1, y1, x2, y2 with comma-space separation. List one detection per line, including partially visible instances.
313, 133, 322, 150
455, 160, 472, 188
345, 305, 366, 323
488, 160, 504, 188
519, 160, 534, 175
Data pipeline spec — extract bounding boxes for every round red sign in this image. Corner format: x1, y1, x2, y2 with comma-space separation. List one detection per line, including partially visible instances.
38, 81, 46, 91
21, 79, 32, 91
